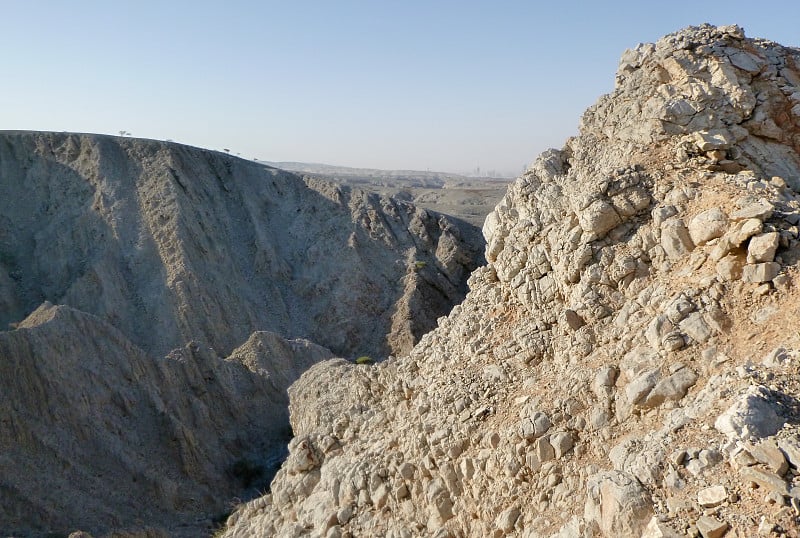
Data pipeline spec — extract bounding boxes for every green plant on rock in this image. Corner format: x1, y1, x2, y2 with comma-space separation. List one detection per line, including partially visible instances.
355, 355, 374, 365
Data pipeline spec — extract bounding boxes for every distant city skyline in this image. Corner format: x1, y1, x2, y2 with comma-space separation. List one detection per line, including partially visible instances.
2, 1, 799, 176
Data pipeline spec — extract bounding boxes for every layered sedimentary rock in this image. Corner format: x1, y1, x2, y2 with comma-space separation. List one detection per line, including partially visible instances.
222, 25, 800, 537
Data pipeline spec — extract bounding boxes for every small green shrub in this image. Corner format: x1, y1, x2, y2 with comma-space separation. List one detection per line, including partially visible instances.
414, 260, 427, 270
355, 355, 374, 365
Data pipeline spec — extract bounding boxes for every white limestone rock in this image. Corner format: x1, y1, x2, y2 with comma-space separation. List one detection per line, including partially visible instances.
747, 232, 779, 263
585, 471, 652, 537
697, 485, 727, 507
741, 262, 781, 283
691, 129, 736, 151
777, 437, 800, 469
643, 367, 698, 408
696, 516, 729, 538
550, 432, 575, 459
626, 368, 661, 406
715, 385, 785, 441
660, 218, 694, 260
716, 254, 745, 281
578, 199, 622, 238
495, 506, 520, 533
642, 516, 682, 538
689, 208, 729, 246
679, 313, 713, 344
731, 200, 774, 221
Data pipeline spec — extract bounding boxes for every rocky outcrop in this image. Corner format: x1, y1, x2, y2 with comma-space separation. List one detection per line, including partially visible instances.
0, 131, 484, 359
221, 25, 800, 537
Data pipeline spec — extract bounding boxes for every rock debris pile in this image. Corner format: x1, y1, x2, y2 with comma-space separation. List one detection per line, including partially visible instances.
220, 25, 800, 537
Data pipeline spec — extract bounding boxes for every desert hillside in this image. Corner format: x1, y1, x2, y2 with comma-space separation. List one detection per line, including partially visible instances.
221, 25, 800, 538
0, 132, 485, 536
1, 303, 333, 535
0, 132, 484, 359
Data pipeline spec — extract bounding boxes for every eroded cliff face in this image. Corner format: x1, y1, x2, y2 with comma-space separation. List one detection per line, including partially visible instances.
0, 132, 483, 360
0, 134, 484, 536
222, 25, 800, 537
0, 303, 334, 536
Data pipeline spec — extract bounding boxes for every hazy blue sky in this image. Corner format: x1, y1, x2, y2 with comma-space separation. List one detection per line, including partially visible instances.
2, 1, 799, 176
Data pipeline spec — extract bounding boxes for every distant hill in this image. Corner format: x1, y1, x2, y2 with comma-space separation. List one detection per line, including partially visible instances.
265, 161, 511, 227
263, 161, 512, 188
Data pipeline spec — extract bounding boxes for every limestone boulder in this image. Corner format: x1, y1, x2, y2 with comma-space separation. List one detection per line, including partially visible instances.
585, 471, 653, 537
689, 208, 729, 246
741, 262, 781, 283
579, 199, 622, 237
715, 385, 785, 441
747, 232, 779, 263
661, 218, 694, 260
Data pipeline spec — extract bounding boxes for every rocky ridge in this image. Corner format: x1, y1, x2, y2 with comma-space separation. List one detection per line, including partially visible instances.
0, 133, 484, 536
221, 25, 800, 537
0, 131, 484, 360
